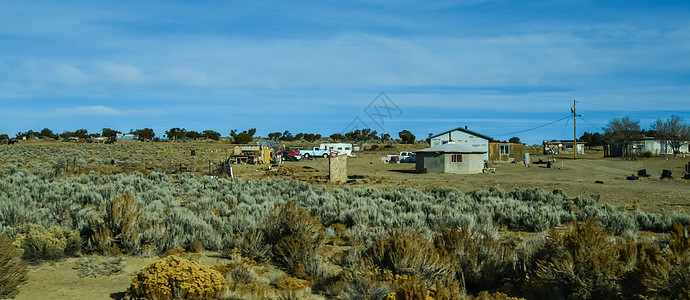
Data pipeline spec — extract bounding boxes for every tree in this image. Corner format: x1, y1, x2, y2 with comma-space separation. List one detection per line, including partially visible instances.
133, 128, 155, 141
102, 128, 120, 139
185, 131, 202, 140
74, 129, 89, 139
343, 129, 378, 143
398, 130, 416, 144
202, 130, 221, 141
230, 128, 256, 144
605, 117, 641, 154
268, 132, 282, 140
508, 136, 521, 144
303, 133, 321, 142
650, 115, 690, 155
16, 130, 40, 140
59, 131, 75, 140
579, 132, 605, 148
39, 128, 58, 140
280, 131, 294, 142
330, 133, 345, 142
166, 128, 187, 141
380, 133, 391, 141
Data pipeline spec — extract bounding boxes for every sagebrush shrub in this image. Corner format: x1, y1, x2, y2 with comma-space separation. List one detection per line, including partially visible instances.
0, 234, 28, 299
127, 255, 225, 300
15, 223, 80, 263
365, 228, 454, 284
263, 201, 327, 280
434, 227, 516, 293
523, 220, 630, 299
621, 223, 690, 299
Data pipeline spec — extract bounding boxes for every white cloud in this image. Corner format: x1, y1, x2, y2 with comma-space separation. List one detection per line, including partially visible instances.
55, 105, 122, 116
98, 62, 145, 84
54, 63, 89, 84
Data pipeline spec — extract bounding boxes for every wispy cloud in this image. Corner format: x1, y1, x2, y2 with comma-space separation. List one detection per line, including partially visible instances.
55, 105, 122, 116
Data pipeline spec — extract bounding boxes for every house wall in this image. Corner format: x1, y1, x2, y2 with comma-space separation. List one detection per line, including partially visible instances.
489, 143, 525, 162
416, 152, 484, 174
429, 130, 489, 160
443, 153, 484, 174
641, 140, 689, 155
416, 152, 445, 173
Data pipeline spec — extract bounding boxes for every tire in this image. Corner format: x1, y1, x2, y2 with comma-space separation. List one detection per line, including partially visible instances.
303, 153, 310, 159
323, 153, 329, 158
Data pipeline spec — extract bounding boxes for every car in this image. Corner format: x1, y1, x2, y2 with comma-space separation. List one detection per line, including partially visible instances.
277, 150, 301, 161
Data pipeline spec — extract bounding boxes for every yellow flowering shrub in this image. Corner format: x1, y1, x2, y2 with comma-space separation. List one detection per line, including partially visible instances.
127, 255, 224, 300
15, 223, 81, 263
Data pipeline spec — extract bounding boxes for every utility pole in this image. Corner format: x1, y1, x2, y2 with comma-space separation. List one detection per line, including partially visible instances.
572, 99, 577, 160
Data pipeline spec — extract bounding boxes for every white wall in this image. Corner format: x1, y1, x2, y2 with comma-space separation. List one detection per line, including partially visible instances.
430, 130, 489, 160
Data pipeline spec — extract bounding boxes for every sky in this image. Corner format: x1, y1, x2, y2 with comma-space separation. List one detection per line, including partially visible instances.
1, 1, 689, 144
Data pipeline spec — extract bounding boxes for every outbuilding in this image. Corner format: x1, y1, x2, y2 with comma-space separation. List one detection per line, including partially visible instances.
415, 143, 487, 174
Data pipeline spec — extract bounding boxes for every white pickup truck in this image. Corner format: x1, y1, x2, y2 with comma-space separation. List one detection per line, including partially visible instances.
299, 147, 330, 159
383, 151, 416, 163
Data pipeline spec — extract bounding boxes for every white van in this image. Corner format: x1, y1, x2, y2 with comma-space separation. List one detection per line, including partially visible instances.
320, 143, 354, 156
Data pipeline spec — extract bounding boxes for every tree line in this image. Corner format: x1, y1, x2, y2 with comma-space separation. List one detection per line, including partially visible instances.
2, 127, 419, 145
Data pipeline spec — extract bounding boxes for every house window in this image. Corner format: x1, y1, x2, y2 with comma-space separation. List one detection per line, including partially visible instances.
499, 144, 510, 155
451, 154, 463, 163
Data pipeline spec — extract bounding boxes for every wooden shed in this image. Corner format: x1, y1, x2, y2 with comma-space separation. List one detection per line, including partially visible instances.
415, 143, 487, 174
489, 142, 525, 162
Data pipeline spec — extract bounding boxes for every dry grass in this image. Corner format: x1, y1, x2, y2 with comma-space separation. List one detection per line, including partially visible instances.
0, 234, 28, 299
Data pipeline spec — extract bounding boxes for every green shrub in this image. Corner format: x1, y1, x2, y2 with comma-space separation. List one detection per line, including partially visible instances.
0, 234, 28, 299
15, 223, 81, 263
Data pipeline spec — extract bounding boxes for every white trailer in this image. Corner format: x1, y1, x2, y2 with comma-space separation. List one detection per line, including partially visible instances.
320, 143, 354, 156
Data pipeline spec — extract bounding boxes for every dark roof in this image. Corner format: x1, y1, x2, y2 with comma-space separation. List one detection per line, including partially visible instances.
428, 127, 493, 142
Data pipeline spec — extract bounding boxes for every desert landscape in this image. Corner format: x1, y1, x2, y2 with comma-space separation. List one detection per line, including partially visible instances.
1, 140, 689, 299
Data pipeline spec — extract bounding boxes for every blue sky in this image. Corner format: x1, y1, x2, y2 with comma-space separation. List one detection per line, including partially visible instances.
1, 1, 689, 144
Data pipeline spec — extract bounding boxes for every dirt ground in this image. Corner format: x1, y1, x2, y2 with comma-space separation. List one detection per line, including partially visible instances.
15, 253, 233, 300
254, 147, 690, 214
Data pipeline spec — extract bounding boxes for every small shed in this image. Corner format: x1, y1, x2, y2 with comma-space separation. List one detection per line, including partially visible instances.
489, 142, 525, 162
543, 140, 585, 155
415, 143, 487, 174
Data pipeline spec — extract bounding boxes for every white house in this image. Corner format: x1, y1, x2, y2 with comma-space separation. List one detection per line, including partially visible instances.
622, 137, 689, 156
415, 143, 487, 174
427, 127, 492, 161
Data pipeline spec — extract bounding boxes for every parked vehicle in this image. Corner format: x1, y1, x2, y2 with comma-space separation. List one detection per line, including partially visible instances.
320, 143, 354, 156
299, 147, 330, 159
383, 151, 416, 163
277, 150, 301, 161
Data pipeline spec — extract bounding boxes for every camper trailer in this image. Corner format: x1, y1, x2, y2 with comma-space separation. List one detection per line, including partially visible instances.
320, 143, 354, 156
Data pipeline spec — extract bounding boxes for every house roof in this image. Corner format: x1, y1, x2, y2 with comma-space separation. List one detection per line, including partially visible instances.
415, 143, 488, 154
428, 127, 493, 142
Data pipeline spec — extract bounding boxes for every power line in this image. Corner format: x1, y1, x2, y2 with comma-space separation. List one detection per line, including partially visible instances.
559, 116, 570, 139
491, 115, 571, 137
579, 115, 607, 132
